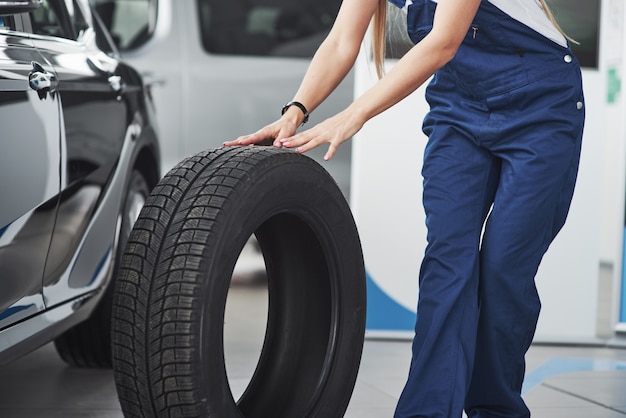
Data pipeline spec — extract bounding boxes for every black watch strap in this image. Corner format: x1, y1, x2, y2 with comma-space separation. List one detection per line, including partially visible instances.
281, 101, 309, 126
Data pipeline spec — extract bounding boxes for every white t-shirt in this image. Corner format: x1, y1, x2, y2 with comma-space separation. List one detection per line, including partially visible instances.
427, 0, 567, 47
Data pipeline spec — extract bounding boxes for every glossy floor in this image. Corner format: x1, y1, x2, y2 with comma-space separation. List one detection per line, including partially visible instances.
0, 283, 625, 417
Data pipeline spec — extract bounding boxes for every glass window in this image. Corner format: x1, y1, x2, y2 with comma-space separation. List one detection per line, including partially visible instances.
546, 0, 600, 69
0, 15, 18, 32
89, 0, 156, 51
384, 5, 413, 60
30, 0, 71, 38
30, 0, 93, 41
66, 0, 92, 42
385, 0, 601, 69
197, 0, 341, 58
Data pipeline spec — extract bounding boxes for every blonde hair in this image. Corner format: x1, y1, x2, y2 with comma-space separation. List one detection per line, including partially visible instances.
372, 0, 387, 79
371, 0, 576, 79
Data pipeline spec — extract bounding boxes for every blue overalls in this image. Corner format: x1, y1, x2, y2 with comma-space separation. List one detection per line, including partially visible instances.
389, 1, 585, 417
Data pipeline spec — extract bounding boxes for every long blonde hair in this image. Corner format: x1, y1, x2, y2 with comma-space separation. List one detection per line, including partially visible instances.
372, 0, 387, 79
371, 0, 575, 79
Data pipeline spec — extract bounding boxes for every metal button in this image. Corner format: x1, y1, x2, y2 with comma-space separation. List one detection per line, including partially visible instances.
564, 55, 572, 63
577, 101, 583, 110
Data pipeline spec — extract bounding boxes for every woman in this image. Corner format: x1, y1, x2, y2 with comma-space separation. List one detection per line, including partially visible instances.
225, 0, 585, 416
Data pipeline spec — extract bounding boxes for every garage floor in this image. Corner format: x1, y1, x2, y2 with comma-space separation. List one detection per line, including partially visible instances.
1, 282, 625, 417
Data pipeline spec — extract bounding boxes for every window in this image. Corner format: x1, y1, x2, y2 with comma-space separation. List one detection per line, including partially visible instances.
66, 0, 92, 42
384, 5, 413, 60
0, 15, 17, 32
546, 0, 600, 69
30, 0, 68, 38
197, 0, 341, 58
89, 0, 156, 51
30, 0, 92, 41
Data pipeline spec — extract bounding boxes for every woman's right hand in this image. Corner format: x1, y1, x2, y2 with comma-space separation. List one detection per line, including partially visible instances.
223, 111, 301, 148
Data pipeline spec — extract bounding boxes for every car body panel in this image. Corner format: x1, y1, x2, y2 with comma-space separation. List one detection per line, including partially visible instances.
0, 0, 160, 364
0, 26, 60, 328
30, 33, 128, 304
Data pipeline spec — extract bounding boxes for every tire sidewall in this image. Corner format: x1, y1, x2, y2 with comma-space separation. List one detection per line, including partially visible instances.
194, 150, 365, 416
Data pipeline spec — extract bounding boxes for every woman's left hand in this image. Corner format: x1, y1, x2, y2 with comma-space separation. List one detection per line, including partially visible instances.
278, 109, 364, 161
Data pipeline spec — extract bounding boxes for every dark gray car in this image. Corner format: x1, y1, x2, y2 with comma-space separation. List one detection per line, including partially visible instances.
0, 0, 160, 368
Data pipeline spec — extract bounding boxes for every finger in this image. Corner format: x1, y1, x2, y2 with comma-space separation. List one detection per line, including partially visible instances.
296, 137, 329, 155
223, 135, 251, 146
223, 138, 241, 146
274, 127, 298, 147
323, 143, 338, 161
279, 132, 313, 149
225, 131, 269, 146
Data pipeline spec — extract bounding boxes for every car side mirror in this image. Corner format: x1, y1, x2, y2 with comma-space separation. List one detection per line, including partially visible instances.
0, 0, 42, 16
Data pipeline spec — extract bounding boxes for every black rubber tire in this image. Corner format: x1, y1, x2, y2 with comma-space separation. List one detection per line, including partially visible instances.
54, 169, 151, 368
111, 146, 366, 418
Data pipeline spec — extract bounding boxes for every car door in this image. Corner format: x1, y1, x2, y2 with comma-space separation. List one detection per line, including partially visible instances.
0, 14, 61, 329
26, 0, 130, 305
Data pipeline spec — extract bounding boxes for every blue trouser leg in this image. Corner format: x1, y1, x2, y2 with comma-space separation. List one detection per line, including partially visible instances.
394, 110, 501, 418
464, 74, 584, 418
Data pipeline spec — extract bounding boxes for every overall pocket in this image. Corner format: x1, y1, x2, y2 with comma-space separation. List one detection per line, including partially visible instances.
406, 0, 437, 44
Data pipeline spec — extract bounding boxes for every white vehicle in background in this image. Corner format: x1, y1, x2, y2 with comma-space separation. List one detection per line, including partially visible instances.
90, 0, 354, 196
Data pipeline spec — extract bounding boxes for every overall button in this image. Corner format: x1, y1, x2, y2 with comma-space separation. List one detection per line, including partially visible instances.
564, 54, 573, 63
577, 101, 583, 110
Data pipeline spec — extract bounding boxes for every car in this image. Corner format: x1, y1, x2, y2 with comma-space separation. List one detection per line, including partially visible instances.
0, 0, 160, 368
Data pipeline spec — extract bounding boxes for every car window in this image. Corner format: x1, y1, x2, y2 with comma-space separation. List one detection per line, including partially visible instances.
89, 0, 156, 51
30, 0, 71, 38
30, 0, 93, 41
197, 0, 341, 58
0, 15, 18, 32
65, 0, 92, 42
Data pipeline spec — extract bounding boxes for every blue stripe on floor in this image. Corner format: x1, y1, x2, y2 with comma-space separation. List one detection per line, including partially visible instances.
522, 357, 626, 395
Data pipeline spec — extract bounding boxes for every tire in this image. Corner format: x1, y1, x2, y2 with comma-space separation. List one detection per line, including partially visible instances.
111, 146, 366, 418
54, 169, 151, 368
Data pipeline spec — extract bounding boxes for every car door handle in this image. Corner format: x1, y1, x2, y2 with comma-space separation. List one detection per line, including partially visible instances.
28, 61, 58, 94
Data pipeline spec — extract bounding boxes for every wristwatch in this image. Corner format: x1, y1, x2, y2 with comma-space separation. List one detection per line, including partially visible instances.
281, 101, 309, 126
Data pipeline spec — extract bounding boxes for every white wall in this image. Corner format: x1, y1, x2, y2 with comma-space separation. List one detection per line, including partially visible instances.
601, 0, 626, 332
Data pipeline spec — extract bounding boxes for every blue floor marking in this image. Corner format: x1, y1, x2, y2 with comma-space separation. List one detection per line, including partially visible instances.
522, 357, 626, 395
